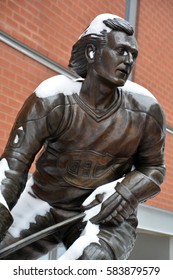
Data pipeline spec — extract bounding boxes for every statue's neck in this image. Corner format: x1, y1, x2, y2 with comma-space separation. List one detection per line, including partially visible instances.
79, 74, 118, 111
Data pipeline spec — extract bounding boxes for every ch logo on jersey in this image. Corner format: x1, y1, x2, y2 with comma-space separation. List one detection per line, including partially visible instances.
67, 160, 93, 178
58, 150, 126, 189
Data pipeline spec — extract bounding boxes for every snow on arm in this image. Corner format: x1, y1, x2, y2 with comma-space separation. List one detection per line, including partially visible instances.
8, 176, 51, 238
58, 178, 123, 260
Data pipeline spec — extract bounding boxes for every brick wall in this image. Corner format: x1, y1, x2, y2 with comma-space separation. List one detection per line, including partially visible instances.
0, 0, 173, 211
1, 0, 126, 67
134, 0, 173, 128
133, 0, 173, 211
0, 42, 56, 151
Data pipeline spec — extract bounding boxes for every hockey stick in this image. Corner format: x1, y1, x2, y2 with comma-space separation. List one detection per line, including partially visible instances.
0, 212, 85, 259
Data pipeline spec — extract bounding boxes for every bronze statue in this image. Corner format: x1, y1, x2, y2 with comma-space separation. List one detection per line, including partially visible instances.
0, 14, 166, 260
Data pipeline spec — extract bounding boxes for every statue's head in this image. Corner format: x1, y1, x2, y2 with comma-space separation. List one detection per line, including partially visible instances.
69, 14, 137, 80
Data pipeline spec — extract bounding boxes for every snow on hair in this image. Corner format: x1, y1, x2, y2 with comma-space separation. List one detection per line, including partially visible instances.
69, 14, 134, 78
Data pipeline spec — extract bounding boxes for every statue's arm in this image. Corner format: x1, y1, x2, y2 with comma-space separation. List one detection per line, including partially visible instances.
0, 94, 49, 210
0, 75, 79, 212
0, 74, 76, 240
0, 92, 65, 239
0, 92, 66, 209
0, 94, 45, 238
123, 103, 166, 202
90, 103, 166, 225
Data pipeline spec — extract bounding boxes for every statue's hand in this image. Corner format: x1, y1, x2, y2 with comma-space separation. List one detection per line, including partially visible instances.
82, 180, 139, 226
82, 193, 105, 210
0, 203, 13, 242
89, 192, 135, 226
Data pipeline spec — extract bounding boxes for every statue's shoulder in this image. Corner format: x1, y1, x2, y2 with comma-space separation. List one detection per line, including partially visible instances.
120, 80, 157, 106
17, 75, 82, 123
120, 80, 165, 127
35, 74, 82, 99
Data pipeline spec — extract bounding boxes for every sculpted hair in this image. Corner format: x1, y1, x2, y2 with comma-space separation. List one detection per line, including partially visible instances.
68, 17, 134, 78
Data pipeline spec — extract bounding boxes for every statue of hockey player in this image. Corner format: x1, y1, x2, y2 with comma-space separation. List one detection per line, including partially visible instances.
0, 14, 166, 260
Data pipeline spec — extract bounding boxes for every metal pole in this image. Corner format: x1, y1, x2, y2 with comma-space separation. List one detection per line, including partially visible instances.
125, 0, 138, 81
0, 212, 85, 259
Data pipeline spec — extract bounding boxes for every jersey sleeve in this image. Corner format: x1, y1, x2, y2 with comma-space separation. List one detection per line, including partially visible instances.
0, 92, 65, 210
119, 102, 166, 202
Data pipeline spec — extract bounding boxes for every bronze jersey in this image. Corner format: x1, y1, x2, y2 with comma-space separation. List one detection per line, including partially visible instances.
0, 76, 166, 210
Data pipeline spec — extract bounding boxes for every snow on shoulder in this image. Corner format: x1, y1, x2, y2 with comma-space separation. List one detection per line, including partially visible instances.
121, 80, 157, 100
35, 75, 82, 98
35, 75, 155, 102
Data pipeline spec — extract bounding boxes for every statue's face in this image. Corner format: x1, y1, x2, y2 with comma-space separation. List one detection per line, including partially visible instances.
93, 30, 138, 86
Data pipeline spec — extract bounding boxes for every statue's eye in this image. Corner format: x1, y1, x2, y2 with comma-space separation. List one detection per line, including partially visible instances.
132, 52, 138, 60
117, 48, 128, 56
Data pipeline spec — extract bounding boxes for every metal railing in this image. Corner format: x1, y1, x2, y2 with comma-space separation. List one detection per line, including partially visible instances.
0, 213, 85, 259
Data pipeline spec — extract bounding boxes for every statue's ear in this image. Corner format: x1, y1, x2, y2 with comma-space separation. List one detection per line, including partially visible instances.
85, 44, 96, 63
